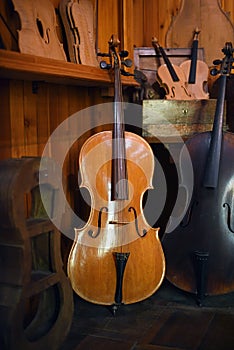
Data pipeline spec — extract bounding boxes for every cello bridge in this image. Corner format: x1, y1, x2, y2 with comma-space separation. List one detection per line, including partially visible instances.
109, 220, 129, 225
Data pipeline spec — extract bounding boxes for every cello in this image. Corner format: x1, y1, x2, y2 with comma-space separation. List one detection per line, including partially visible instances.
162, 42, 234, 305
68, 35, 165, 311
180, 28, 209, 99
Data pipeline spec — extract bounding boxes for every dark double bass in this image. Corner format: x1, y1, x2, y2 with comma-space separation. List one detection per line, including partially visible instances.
68, 35, 165, 310
162, 43, 234, 304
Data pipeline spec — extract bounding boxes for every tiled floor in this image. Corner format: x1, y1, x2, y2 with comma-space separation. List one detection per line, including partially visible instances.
60, 279, 234, 350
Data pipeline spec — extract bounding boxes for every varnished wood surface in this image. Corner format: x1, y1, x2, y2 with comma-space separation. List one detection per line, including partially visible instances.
180, 59, 209, 99
12, 0, 67, 60
68, 131, 165, 305
2, 0, 234, 62
0, 0, 234, 164
0, 50, 137, 86
166, 0, 234, 66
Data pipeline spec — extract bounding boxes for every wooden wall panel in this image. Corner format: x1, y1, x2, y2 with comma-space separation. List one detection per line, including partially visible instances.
133, 0, 180, 47
143, 0, 159, 46
37, 83, 50, 156
1, 0, 234, 184
132, 0, 233, 49
0, 80, 11, 159
220, 0, 234, 23
96, 0, 119, 54
23, 81, 38, 156
133, 0, 144, 47
0, 79, 109, 155
2, 0, 233, 57
9, 80, 25, 158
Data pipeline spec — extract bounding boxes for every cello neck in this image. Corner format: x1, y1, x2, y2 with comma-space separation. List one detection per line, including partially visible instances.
203, 43, 234, 188
188, 28, 200, 84
109, 35, 128, 200
152, 37, 179, 82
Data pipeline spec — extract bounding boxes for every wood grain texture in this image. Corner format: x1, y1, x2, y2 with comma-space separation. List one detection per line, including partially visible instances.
166, 0, 234, 65
68, 131, 165, 305
12, 0, 67, 60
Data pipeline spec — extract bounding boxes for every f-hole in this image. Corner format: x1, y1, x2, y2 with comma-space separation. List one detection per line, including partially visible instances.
36, 18, 50, 44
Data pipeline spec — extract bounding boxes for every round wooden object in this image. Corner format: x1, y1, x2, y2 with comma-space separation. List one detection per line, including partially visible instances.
0, 157, 73, 350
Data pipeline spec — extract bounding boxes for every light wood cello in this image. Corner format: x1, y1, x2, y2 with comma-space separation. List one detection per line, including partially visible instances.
180, 28, 209, 99
67, 35, 165, 311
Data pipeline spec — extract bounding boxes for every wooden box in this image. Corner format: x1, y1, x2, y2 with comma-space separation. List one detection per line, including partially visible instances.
142, 99, 226, 142
134, 47, 205, 86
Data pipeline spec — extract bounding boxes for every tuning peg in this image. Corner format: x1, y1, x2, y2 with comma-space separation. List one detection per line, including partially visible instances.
119, 50, 129, 58
97, 52, 111, 57
213, 59, 222, 66
120, 69, 135, 77
210, 67, 219, 76
100, 61, 111, 70
121, 58, 132, 68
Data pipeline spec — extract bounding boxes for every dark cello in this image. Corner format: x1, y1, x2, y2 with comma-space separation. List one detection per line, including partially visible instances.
162, 43, 234, 304
68, 35, 165, 310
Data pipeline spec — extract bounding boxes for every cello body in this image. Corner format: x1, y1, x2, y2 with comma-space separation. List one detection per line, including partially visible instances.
68, 131, 165, 305
162, 43, 234, 302
162, 131, 234, 296
68, 35, 165, 306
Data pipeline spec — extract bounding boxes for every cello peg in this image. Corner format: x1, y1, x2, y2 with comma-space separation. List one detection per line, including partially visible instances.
97, 52, 111, 57
210, 67, 219, 76
213, 59, 222, 66
100, 60, 111, 70
121, 58, 132, 68
119, 50, 129, 58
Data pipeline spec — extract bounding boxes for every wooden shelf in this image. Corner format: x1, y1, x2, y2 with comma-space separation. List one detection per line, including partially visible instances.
0, 49, 137, 87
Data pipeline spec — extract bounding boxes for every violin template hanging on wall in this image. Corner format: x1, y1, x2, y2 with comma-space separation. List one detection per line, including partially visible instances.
67, 35, 165, 312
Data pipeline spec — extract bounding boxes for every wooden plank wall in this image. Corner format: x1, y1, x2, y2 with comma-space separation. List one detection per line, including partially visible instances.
1, 0, 234, 157
132, 0, 234, 47
1, 0, 234, 208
